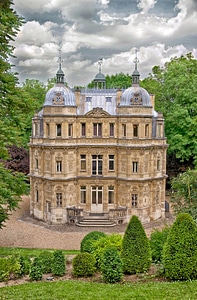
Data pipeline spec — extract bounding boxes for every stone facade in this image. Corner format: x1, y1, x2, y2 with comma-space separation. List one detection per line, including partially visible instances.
29, 64, 168, 225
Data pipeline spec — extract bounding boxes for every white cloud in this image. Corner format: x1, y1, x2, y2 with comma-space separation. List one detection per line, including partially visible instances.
11, 0, 197, 86
137, 0, 157, 14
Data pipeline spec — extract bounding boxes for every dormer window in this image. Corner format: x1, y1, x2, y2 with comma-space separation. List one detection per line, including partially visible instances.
106, 96, 112, 102
86, 96, 92, 102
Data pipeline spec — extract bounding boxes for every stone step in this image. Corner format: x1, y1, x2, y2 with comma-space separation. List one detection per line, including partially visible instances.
76, 218, 116, 227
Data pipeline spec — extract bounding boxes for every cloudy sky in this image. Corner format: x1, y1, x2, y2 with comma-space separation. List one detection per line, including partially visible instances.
12, 0, 197, 87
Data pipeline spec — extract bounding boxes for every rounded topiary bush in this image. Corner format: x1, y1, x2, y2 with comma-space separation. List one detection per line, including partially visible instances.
52, 250, 66, 277
29, 257, 43, 281
101, 246, 123, 283
162, 213, 197, 280
91, 233, 122, 270
80, 231, 107, 253
150, 226, 170, 263
121, 215, 151, 274
38, 251, 54, 274
72, 252, 96, 277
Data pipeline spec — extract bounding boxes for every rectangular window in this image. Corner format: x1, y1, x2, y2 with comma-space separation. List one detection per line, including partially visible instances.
132, 161, 138, 173
157, 159, 161, 171
56, 193, 62, 207
56, 161, 62, 172
133, 124, 139, 137
157, 124, 162, 137
56, 124, 62, 137
131, 194, 138, 207
68, 124, 73, 137
145, 124, 149, 138
122, 124, 126, 137
109, 155, 114, 171
35, 158, 38, 170
81, 123, 86, 136
36, 190, 39, 203
34, 123, 39, 136
80, 155, 86, 171
92, 186, 103, 204
93, 123, 102, 137
92, 155, 103, 175
108, 186, 114, 204
80, 186, 86, 204
46, 123, 50, 137
109, 123, 114, 137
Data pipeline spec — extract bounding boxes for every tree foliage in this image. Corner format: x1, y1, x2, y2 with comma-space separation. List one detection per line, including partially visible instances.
0, 0, 29, 228
121, 215, 151, 274
170, 168, 197, 220
142, 53, 197, 166
162, 213, 197, 280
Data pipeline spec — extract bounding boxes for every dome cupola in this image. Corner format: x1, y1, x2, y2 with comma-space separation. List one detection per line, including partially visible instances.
44, 49, 76, 107
120, 49, 151, 107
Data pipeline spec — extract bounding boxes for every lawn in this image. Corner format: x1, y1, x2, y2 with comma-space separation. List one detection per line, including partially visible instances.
1, 280, 197, 300
0, 247, 79, 258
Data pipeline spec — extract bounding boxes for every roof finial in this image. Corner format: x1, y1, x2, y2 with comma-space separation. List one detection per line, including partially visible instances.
134, 48, 139, 71
132, 48, 140, 86
98, 58, 103, 73
58, 48, 63, 70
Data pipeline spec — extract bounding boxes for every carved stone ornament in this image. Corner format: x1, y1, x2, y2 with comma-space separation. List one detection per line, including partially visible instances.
52, 93, 65, 105
130, 93, 142, 105
85, 107, 110, 117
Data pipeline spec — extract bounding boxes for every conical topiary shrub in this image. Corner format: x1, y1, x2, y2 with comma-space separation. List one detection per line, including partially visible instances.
162, 213, 197, 280
121, 215, 151, 274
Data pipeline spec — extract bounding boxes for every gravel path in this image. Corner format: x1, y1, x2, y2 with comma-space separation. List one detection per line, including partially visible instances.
0, 196, 173, 250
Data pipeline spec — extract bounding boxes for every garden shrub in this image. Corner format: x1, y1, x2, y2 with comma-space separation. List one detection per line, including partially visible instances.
0, 256, 21, 282
19, 255, 31, 276
150, 226, 170, 263
80, 231, 107, 253
121, 215, 151, 274
162, 213, 197, 280
52, 250, 66, 276
38, 251, 54, 274
91, 233, 122, 270
101, 246, 123, 283
72, 252, 96, 277
29, 257, 43, 281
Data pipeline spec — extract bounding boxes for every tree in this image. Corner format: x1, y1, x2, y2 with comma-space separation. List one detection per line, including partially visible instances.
162, 213, 197, 280
170, 168, 197, 220
121, 215, 151, 274
0, 0, 29, 228
144, 54, 197, 167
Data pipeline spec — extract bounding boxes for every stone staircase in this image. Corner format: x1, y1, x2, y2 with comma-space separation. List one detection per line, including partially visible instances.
76, 214, 116, 227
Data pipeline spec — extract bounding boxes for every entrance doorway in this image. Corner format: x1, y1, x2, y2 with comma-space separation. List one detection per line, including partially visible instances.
91, 186, 103, 213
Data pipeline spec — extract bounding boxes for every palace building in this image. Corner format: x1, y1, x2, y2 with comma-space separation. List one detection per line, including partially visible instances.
29, 54, 168, 226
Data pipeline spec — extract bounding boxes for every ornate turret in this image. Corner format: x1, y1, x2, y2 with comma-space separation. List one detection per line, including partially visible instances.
94, 58, 106, 89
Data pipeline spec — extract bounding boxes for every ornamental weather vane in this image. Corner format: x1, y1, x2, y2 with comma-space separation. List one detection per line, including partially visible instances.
98, 58, 103, 73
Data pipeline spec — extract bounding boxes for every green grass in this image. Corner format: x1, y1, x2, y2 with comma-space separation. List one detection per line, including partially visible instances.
0, 247, 79, 258
1, 280, 197, 300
